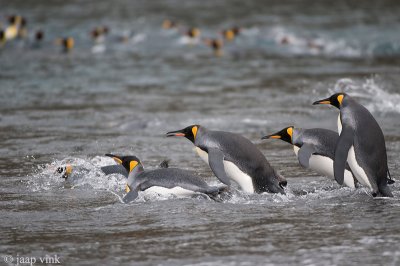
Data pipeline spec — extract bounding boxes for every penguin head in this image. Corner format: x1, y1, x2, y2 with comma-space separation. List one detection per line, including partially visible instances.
166, 125, 200, 144
232, 26, 241, 36
8, 15, 22, 26
35, 30, 44, 41
222, 29, 235, 41
61, 37, 75, 52
262, 126, 294, 144
105, 154, 144, 193
105, 154, 143, 174
162, 19, 176, 29
91, 28, 101, 39
56, 164, 73, 179
187, 28, 200, 38
313, 93, 346, 109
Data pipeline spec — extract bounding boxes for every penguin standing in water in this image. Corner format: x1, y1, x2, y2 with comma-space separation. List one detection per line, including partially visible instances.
313, 93, 394, 197
101, 154, 227, 203
263, 126, 357, 188
166, 125, 286, 194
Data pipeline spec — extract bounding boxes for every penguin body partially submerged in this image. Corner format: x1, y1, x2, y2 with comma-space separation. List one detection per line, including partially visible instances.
167, 125, 286, 194
263, 126, 357, 188
102, 154, 227, 203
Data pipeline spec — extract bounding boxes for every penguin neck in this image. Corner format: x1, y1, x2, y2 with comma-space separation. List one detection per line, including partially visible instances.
291, 128, 303, 146
126, 165, 145, 188
194, 126, 207, 146
130, 165, 145, 178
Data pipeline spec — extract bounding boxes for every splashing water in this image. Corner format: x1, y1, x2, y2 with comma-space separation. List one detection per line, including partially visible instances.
329, 78, 400, 114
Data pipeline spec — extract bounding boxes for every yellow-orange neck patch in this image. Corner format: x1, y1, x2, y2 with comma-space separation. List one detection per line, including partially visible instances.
129, 161, 138, 172
192, 126, 198, 139
337, 94, 344, 105
287, 127, 293, 139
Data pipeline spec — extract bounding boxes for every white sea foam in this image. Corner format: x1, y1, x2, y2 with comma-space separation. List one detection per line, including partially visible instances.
330, 77, 400, 114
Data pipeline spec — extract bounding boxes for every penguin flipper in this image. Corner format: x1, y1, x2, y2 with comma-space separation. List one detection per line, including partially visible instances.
207, 148, 231, 186
298, 144, 316, 168
122, 188, 139, 203
334, 126, 354, 185
101, 165, 129, 178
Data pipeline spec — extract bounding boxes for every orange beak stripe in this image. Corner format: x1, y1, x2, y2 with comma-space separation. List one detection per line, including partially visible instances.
269, 135, 281, 139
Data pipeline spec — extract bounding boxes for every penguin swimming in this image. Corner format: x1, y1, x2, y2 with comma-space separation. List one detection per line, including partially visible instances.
4, 15, 22, 41
263, 126, 357, 188
186, 27, 201, 39
313, 93, 394, 197
204, 38, 224, 57
221, 26, 241, 41
56, 37, 74, 53
57, 164, 73, 179
91, 26, 109, 44
162, 19, 178, 30
101, 154, 227, 203
166, 125, 286, 194
17, 17, 28, 39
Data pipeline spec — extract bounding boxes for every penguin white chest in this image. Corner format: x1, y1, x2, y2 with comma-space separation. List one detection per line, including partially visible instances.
293, 145, 355, 188
337, 114, 342, 134
145, 186, 196, 197
293, 145, 300, 156
194, 147, 254, 193
347, 146, 372, 189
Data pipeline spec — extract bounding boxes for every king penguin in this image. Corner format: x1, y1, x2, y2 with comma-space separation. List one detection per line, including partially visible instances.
101, 154, 227, 203
262, 126, 357, 188
313, 93, 394, 197
166, 125, 286, 194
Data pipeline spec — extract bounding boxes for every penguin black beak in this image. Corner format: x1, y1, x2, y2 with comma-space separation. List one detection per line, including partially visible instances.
166, 129, 185, 137
105, 154, 123, 164
313, 97, 331, 105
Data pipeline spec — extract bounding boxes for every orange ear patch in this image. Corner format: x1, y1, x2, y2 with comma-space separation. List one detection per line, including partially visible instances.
129, 161, 138, 172
192, 126, 198, 139
337, 94, 344, 105
287, 127, 293, 139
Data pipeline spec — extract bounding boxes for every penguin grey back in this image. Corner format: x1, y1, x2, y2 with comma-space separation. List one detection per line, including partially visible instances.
133, 168, 217, 193
293, 128, 339, 160
196, 128, 283, 193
